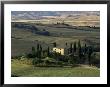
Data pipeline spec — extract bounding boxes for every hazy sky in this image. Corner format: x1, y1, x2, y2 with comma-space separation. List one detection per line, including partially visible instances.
12, 11, 100, 16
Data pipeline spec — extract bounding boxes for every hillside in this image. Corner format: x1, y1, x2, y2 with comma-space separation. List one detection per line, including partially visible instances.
11, 22, 100, 57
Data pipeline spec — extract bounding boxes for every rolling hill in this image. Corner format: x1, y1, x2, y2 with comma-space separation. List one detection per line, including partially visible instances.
11, 22, 100, 57
11, 11, 100, 27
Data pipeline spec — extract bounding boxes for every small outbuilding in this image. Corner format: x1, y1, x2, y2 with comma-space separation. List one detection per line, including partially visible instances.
53, 47, 64, 55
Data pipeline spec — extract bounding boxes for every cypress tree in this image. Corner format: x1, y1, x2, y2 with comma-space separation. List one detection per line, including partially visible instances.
65, 42, 67, 46
53, 42, 56, 47
78, 40, 81, 49
88, 46, 93, 65
74, 42, 76, 52
47, 46, 50, 57
40, 45, 42, 52
37, 44, 40, 58
32, 46, 35, 53
70, 43, 73, 54
32, 46, 36, 57
37, 44, 39, 51
39, 45, 42, 58
84, 44, 87, 54
78, 40, 82, 63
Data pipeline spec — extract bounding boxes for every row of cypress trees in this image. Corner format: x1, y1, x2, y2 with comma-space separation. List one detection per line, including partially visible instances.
27, 40, 98, 66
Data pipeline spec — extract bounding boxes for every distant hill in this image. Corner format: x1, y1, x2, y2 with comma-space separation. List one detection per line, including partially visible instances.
12, 22, 50, 36
11, 11, 100, 20
11, 11, 100, 27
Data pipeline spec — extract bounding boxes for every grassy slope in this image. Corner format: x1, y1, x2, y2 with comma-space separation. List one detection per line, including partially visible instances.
11, 23, 100, 57
11, 59, 100, 77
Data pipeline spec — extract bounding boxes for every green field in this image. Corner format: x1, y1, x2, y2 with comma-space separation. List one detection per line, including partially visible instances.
11, 22, 100, 77
11, 59, 100, 77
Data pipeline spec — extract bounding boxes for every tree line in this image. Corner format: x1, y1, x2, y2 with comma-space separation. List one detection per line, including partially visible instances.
18, 40, 99, 67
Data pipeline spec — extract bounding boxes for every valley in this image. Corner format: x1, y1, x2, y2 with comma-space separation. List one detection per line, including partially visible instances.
11, 11, 100, 77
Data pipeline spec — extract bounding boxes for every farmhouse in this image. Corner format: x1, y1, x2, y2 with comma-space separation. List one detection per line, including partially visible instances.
53, 47, 64, 55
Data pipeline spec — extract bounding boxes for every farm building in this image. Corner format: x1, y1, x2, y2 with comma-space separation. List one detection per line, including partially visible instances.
53, 47, 64, 55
